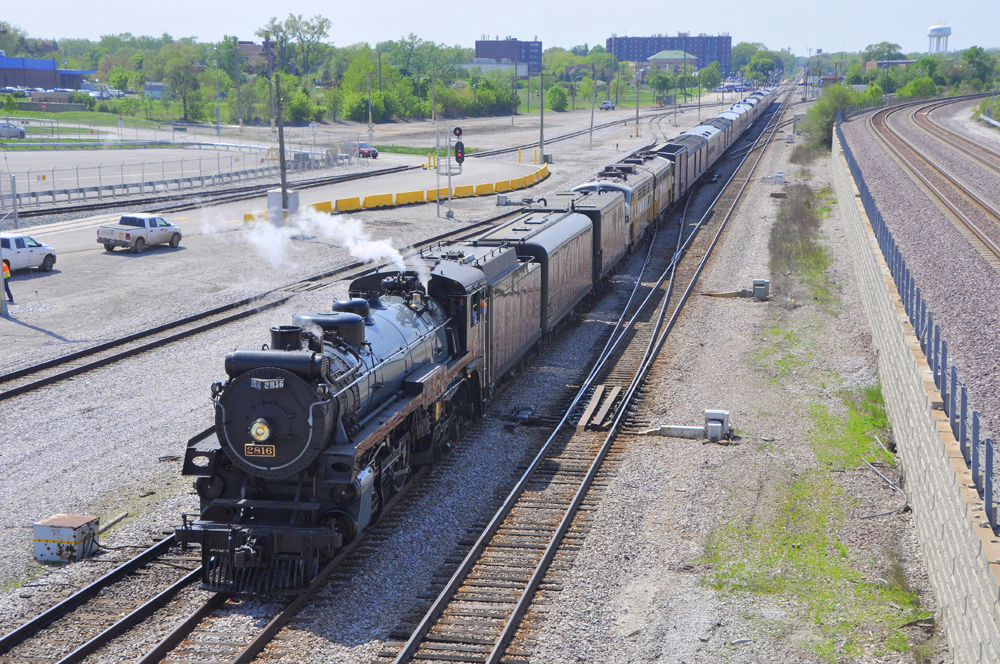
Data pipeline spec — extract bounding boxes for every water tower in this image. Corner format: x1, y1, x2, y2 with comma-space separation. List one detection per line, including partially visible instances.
928, 25, 951, 54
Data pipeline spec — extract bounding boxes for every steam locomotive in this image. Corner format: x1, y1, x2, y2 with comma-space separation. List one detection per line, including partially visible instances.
176, 87, 779, 594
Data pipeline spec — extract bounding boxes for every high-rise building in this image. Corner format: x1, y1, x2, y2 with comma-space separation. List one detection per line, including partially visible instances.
606, 33, 732, 74
475, 37, 543, 76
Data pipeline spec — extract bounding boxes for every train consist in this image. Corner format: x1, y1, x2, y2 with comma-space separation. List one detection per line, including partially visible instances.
176, 87, 779, 594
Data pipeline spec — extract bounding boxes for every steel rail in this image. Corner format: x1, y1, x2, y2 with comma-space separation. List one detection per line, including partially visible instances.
0, 208, 525, 402
482, 90, 792, 664
869, 102, 1000, 261
391, 89, 790, 664
912, 96, 1000, 173
0, 536, 177, 654
12, 164, 420, 219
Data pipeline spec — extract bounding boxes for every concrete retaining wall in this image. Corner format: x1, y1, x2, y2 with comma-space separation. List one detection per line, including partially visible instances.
832, 131, 1000, 663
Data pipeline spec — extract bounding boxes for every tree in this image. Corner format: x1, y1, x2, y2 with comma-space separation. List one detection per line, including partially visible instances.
747, 52, 776, 83
732, 42, 765, 70
862, 42, 904, 62
3, 94, 17, 115
698, 62, 722, 91
648, 70, 673, 103
285, 14, 331, 74
898, 77, 937, 99
161, 43, 201, 121
962, 46, 996, 85
800, 84, 858, 147
107, 66, 130, 92
547, 84, 568, 111
571, 44, 589, 57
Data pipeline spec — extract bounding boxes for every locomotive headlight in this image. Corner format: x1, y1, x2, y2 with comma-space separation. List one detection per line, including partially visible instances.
249, 418, 272, 442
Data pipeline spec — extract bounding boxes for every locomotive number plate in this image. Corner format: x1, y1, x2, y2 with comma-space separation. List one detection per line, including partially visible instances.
244, 444, 276, 457
250, 378, 285, 391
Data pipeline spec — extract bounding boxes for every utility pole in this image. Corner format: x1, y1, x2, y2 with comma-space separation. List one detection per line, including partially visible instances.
589, 64, 596, 148
367, 73, 373, 124
275, 74, 288, 212
214, 46, 220, 138
634, 64, 639, 137
266, 35, 275, 130
511, 54, 518, 125
378, 51, 383, 93
539, 71, 545, 162
233, 37, 243, 128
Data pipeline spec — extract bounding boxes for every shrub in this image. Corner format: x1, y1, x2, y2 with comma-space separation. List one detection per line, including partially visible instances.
547, 84, 568, 112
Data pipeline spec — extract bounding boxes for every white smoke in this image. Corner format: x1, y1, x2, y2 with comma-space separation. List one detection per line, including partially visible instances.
204, 205, 408, 272
404, 248, 434, 292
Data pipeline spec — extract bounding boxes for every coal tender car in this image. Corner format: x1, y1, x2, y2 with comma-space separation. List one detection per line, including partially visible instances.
176, 87, 780, 595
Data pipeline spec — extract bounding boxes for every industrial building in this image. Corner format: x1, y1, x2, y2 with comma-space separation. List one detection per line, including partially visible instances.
606, 33, 732, 74
0, 55, 94, 89
474, 37, 543, 75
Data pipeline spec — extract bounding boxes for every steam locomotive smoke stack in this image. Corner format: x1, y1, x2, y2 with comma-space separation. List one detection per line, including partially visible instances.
270, 325, 303, 351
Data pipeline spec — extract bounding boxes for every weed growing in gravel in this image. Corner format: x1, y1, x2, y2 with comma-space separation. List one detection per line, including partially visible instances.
769, 184, 838, 310
701, 474, 928, 661
789, 144, 827, 165
809, 385, 894, 469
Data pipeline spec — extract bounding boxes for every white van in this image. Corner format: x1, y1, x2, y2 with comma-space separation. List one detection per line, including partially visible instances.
1, 234, 57, 272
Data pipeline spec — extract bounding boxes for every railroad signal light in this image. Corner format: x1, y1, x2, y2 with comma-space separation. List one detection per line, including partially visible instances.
453, 126, 462, 138
454, 141, 465, 164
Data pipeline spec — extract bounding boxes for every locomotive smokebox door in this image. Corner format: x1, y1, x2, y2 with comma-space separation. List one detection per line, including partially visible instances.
34, 514, 100, 562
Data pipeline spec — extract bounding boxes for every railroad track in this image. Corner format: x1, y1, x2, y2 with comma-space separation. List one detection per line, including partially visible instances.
12, 164, 421, 219
868, 95, 1000, 268
0, 210, 523, 402
378, 90, 792, 664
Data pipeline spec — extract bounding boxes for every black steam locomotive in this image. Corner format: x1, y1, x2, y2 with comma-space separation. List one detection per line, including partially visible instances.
176, 88, 779, 594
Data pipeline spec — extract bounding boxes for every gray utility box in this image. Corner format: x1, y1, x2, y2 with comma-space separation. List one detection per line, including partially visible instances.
34, 514, 99, 562
267, 189, 300, 226
753, 279, 770, 300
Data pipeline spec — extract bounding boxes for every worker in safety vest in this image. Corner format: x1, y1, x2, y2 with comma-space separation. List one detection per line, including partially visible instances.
2, 261, 12, 304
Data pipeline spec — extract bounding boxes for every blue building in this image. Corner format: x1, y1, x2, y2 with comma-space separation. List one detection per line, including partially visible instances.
0, 56, 95, 89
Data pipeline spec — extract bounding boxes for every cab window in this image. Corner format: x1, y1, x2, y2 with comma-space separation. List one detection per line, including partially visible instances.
158, 218, 170, 227
470, 290, 485, 326
0, 239, 8, 249
15, 238, 25, 249
24, 237, 40, 247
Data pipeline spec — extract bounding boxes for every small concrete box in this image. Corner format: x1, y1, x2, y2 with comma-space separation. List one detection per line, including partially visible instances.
753, 279, 770, 300
34, 514, 99, 563
266, 189, 300, 226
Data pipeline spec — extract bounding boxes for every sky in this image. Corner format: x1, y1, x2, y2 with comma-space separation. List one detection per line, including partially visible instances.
3, 0, 995, 57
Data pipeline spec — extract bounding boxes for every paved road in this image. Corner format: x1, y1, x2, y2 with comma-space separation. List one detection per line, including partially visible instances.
18, 156, 540, 255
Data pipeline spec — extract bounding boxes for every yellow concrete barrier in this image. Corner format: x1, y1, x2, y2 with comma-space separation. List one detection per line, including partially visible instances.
509, 176, 524, 190
524, 172, 537, 185
475, 183, 494, 196
494, 180, 511, 193
309, 200, 333, 214
363, 193, 394, 208
243, 212, 256, 222
539, 164, 549, 178
453, 185, 475, 198
395, 190, 425, 205
426, 187, 450, 201
335, 197, 362, 212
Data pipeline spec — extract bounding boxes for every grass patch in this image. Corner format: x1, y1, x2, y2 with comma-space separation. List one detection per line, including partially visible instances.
374, 144, 483, 156
789, 143, 827, 165
809, 385, 893, 469
7, 110, 162, 128
702, 472, 927, 661
769, 183, 837, 309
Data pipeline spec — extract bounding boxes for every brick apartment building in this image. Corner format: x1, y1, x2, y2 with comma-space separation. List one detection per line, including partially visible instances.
474, 37, 543, 75
606, 33, 732, 74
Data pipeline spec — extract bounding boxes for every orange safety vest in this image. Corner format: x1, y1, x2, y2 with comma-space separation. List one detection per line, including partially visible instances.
2, 262, 9, 279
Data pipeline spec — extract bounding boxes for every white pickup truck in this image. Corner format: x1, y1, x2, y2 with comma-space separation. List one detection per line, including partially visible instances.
97, 214, 182, 253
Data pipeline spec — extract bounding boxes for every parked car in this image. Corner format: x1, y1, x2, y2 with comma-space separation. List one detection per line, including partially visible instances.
0, 121, 25, 139
344, 142, 379, 159
599, 101, 615, 110
1, 234, 57, 271
97, 214, 182, 253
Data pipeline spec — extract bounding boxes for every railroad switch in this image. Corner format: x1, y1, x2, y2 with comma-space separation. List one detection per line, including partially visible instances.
643, 409, 732, 441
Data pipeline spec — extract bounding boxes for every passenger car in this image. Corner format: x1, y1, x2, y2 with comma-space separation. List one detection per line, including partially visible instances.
599, 101, 615, 110
343, 142, 379, 159
97, 214, 182, 253
0, 121, 25, 139
0, 234, 57, 271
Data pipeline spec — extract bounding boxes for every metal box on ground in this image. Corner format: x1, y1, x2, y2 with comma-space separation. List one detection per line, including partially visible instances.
753, 279, 770, 300
267, 189, 300, 226
34, 514, 99, 562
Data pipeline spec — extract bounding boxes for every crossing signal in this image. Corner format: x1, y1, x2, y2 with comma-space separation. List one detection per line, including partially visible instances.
454, 141, 465, 164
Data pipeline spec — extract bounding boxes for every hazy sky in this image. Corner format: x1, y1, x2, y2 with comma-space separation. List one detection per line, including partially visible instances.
3, 0, 994, 56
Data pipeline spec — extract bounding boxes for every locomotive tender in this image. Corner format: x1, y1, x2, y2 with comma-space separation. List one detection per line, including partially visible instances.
176, 88, 778, 594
